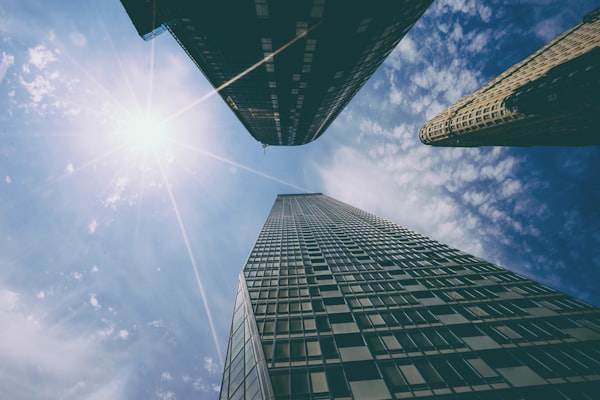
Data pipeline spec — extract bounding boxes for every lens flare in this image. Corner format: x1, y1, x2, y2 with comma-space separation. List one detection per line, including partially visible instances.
120, 113, 167, 152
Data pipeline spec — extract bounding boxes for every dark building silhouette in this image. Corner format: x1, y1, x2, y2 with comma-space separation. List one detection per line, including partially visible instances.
420, 8, 600, 147
120, 0, 432, 145
220, 193, 600, 400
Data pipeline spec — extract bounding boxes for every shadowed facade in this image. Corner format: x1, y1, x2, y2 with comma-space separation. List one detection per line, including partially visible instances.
120, 0, 432, 146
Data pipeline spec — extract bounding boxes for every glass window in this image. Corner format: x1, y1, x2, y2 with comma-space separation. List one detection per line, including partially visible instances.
382, 335, 401, 351
415, 360, 444, 387
345, 361, 381, 381
310, 371, 328, 393
270, 372, 290, 397
291, 370, 310, 395
399, 364, 426, 385
307, 340, 321, 357
381, 363, 408, 391
326, 367, 350, 397
319, 337, 338, 359
467, 358, 498, 378
274, 341, 290, 360
290, 340, 306, 358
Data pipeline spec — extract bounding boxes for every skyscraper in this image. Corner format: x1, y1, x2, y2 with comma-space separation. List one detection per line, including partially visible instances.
220, 193, 600, 400
419, 8, 600, 147
119, 1, 433, 146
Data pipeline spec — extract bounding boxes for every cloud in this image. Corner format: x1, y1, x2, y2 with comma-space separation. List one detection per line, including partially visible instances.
161, 372, 173, 382
204, 356, 219, 374
533, 15, 566, 42
103, 177, 133, 209
89, 293, 100, 309
27, 45, 57, 70
0, 286, 126, 399
156, 390, 176, 400
434, 0, 492, 23
5, 176, 11, 184
19, 74, 55, 104
0, 52, 15, 83
88, 218, 97, 234
69, 32, 87, 47
117, 329, 129, 340
65, 162, 74, 175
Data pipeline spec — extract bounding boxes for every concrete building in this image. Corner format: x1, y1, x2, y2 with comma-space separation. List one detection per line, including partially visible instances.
419, 8, 600, 147
219, 193, 600, 400
120, 0, 432, 146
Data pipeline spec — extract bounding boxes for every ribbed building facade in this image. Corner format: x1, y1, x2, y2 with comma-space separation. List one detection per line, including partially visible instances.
120, 0, 432, 146
419, 8, 600, 147
219, 194, 600, 400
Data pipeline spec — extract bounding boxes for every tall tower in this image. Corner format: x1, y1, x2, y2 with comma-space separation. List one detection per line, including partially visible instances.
119, 1, 433, 146
219, 193, 600, 400
419, 8, 600, 147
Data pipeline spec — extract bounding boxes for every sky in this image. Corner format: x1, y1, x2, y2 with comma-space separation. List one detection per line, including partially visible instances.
1, 0, 599, 399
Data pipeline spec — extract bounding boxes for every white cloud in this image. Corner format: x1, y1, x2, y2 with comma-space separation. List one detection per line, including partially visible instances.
65, 162, 75, 175
533, 16, 565, 42
36, 291, 46, 299
19, 74, 54, 104
96, 318, 114, 337
0, 286, 125, 399
103, 177, 129, 209
317, 140, 530, 263
0, 52, 15, 83
156, 391, 175, 400
204, 356, 219, 374
161, 372, 173, 382
88, 218, 97, 234
387, 36, 418, 67
5, 176, 11, 184
117, 329, 129, 340
27, 45, 57, 70
436, 0, 492, 23
69, 32, 87, 47
89, 293, 100, 309
148, 320, 164, 328
91, 265, 99, 273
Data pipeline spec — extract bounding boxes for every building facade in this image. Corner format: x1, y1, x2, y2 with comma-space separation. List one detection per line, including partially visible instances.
219, 194, 600, 400
119, 0, 432, 146
419, 8, 600, 147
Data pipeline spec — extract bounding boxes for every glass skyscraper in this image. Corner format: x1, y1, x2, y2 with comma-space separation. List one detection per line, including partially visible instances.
119, 0, 433, 146
220, 193, 600, 400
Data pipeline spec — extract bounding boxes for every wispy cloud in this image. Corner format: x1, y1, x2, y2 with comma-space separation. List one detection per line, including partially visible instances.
318, 0, 600, 306
89, 293, 100, 309
204, 356, 219, 374
0, 285, 126, 399
88, 218, 97, 234
0, 51, 15, 83
27, 44, 58, 70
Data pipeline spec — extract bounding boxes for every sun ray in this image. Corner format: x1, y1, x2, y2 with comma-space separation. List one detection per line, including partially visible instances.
94, 6, 142, 111
62, 51, 132, 116
146, 38, 156, 114
171, 139, 311, 193
36, 141, 129, 193
158, 158, 224, 365
164, 21, 322, 123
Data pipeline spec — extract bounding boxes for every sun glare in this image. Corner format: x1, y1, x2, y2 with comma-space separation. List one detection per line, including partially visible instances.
120, 112, 168, 152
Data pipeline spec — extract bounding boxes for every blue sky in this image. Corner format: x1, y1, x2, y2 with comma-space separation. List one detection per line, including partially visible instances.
1, 0, 599, 399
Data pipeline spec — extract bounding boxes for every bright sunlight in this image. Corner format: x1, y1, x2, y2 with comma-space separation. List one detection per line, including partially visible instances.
119, 112, 168, 152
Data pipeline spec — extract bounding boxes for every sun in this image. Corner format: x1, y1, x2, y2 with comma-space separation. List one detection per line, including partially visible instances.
119, 112, 168, 152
